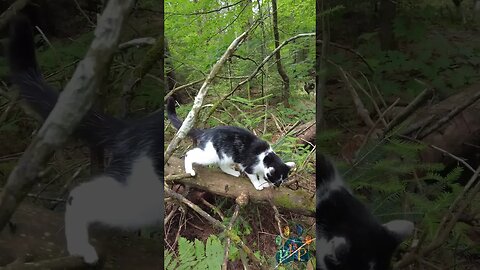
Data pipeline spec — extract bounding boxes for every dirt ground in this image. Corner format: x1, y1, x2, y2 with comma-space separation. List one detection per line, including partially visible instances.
0, 201, 163, 269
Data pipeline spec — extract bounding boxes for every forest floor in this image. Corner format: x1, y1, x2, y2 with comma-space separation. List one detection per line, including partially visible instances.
0, 201, 162, 269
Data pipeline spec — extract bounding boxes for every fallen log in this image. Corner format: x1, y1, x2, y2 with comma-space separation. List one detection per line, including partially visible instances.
402, 82, 480, 165
293, 120, 316, 145
165, 157, 315, 217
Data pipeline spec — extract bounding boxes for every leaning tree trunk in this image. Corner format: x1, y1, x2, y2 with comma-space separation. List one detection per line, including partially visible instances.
378, 0, 397, 50
271, 0, 290, 106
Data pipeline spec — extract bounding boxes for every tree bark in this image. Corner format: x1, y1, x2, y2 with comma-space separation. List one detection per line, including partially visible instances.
165, 157, 315, 217
271, 0, 290, 106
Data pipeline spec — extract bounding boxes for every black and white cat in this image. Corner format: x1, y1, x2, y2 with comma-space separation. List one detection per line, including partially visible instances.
7, 16, 164, 264
316, 153, 414, 270
167, 97, 295, 190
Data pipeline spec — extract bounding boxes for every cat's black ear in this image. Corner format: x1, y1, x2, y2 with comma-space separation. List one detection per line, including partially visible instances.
263, 152, 274, 165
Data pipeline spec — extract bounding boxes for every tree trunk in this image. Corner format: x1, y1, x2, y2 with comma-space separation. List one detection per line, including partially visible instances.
316, 0, 329, 128
378, 0, 397, 50
474, 0, 480, 23
271, 0, 290, 106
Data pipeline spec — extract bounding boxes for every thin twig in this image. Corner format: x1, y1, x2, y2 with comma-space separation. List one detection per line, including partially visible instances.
164, 79, 204, 101
118, 37, 156, 49
200, 198, 225, 221
271, 203, 286, 239
73, 0, 96, 28
429, 144, 475, 173
222, 201, 243, 270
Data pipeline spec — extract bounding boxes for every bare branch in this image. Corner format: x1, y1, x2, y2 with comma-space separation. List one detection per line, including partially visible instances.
118, 37, 156, 50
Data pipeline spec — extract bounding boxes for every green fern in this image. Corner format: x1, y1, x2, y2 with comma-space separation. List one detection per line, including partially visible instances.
337, 135, 467, 245
165, 235, 224, 270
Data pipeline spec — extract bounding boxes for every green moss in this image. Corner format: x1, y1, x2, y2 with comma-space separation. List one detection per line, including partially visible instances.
274, 192, 315, 214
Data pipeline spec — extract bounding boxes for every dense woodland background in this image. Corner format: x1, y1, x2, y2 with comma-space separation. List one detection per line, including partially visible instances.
0, 0, 478, 269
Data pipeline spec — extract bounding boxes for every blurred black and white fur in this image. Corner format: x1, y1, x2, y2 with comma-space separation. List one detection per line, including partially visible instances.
7, 16, 163, 264
316, 154, 414, 270
167, 97, 295, 190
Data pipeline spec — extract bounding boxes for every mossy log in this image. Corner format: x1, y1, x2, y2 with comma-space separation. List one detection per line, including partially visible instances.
165, 157, 315, 217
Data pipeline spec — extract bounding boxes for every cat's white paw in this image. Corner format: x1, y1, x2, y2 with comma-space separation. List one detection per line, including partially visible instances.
253, 184, 264, 191
259, 182, 272, 189
186, 169, 196, 176
69, 244, 98, 264
231, 170, 241, 177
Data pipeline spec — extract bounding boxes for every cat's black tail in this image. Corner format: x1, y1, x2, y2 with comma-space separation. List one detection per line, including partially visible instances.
7, 16, 125, 149
166, 97, 202, 139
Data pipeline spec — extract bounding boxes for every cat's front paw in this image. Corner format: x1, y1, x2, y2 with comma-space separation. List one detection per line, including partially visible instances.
231, 170, 241, 177
69, 244, 99, 264
258, 181, 272, 189
254, 185, 264, 191
186, 169, 196, 176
